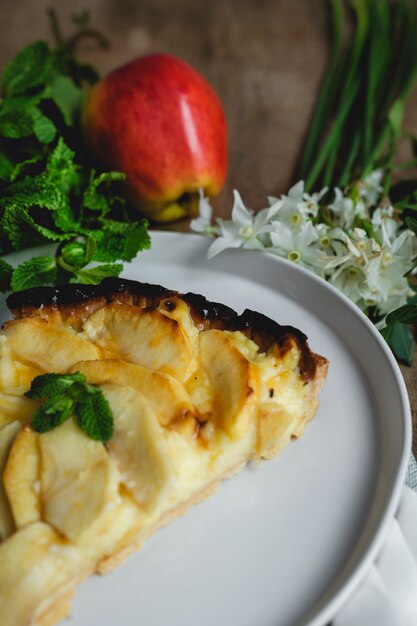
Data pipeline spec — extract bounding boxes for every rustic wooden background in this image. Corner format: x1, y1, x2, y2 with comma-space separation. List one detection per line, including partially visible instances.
1, 0, 416, 452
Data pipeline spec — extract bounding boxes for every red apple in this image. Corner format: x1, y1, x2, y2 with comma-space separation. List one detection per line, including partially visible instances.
82, 53, 227, 222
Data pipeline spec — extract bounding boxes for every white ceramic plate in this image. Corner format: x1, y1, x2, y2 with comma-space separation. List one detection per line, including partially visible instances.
2, 232, 411, 626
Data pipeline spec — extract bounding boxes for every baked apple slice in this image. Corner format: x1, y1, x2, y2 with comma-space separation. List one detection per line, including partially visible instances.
83, 303, 195, 380
71, 359, 195, 427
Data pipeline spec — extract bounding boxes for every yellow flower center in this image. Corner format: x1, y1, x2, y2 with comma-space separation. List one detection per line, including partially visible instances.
238, 225, 254, 239
288, 250, 300, 262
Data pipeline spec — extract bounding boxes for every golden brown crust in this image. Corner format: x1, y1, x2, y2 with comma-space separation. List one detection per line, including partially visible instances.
6, 278, 324, 381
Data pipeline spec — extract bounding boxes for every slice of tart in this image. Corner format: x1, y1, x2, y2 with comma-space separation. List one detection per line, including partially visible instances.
0, 278, 328, 626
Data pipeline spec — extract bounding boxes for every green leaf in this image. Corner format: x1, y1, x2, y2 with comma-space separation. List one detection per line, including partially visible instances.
71, 263, 123, 285
0, 151, 14, 181
59, 236, 97, 270
2, 175, 62, 212
388, 322, 415, 365
0, 258, 12, 291
405, 216, 417, 234
46, 139, 82, 193
380, 324, 393, 345
83, 235, 98, 265
3, 205, 72, 249
11, 256, 57, 291
94, 219, 150, 262
32, 109, 56, 144
1, 175, 78, 247
2, 41, 52, 96
26, 372, 86, 399
388, 100, 404, 137
27, 372, 114, 442
9, 154, 43, 182
0, 92, 44, 115
0, 109, 34, 138
76, 390, 113, 442
45, 75, 83, 126
386, 303, 417, 325
31, 394, 75, 433
82, 170, 125, 214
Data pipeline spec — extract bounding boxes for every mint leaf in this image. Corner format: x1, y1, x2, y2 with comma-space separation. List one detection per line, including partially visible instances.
46, 139, 82, 196
11, 256, 57, 291
2, 41, 52, 96
60, 236, 97, 270
27, 372, 114, 442
31, 394, 75, 433
1, 174, 80, 246
71, 262, 123, 284
26, 372, 86, 399
9, 154, 43, 182
0, 258, 12, 291
0, 109, 34, 138
0, 151, 14, 180
82, 171, 125, 214
94, 219, 150, 262
0, 92, 44, 115
2, 175, 62, 212
3, 204, 73, 249
32, 109, 57, 144
76, 390, 113, 442
45, 75, 83, 126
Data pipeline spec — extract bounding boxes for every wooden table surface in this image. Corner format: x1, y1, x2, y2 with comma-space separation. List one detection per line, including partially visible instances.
1, 0, 416, 453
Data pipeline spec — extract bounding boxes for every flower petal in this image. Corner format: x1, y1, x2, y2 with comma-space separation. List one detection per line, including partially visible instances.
231, 190, 253, 226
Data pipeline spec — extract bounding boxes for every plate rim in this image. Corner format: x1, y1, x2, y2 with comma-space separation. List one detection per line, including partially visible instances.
2, 230, 412, 626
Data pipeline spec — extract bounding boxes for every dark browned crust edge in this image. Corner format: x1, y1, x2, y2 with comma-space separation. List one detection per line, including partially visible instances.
6, 278, 326, 380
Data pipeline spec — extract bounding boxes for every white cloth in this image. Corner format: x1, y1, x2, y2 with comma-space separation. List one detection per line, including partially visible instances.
334, 486, 417, 626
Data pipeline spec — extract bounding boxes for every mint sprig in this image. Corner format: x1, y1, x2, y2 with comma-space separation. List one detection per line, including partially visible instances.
0, 15, 151, 292
26, 372, 114, 442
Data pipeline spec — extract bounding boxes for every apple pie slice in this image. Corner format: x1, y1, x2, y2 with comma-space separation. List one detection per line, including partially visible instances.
0, 278, 328, 626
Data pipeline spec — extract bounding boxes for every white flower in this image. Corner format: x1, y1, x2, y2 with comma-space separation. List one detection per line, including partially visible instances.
363, 229, 415, 313
190, 190, 215, 235
371, 205, 398, 246
271, 181, 328, 226
206, 190, 272, 259
360, 170, 384, 206
330, 262, 367, 307
269, 220, 324, 272
300, 186, 328, 219
349, 228, 381, 261
329, 188, 365, 229
321, 228, 356, 270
